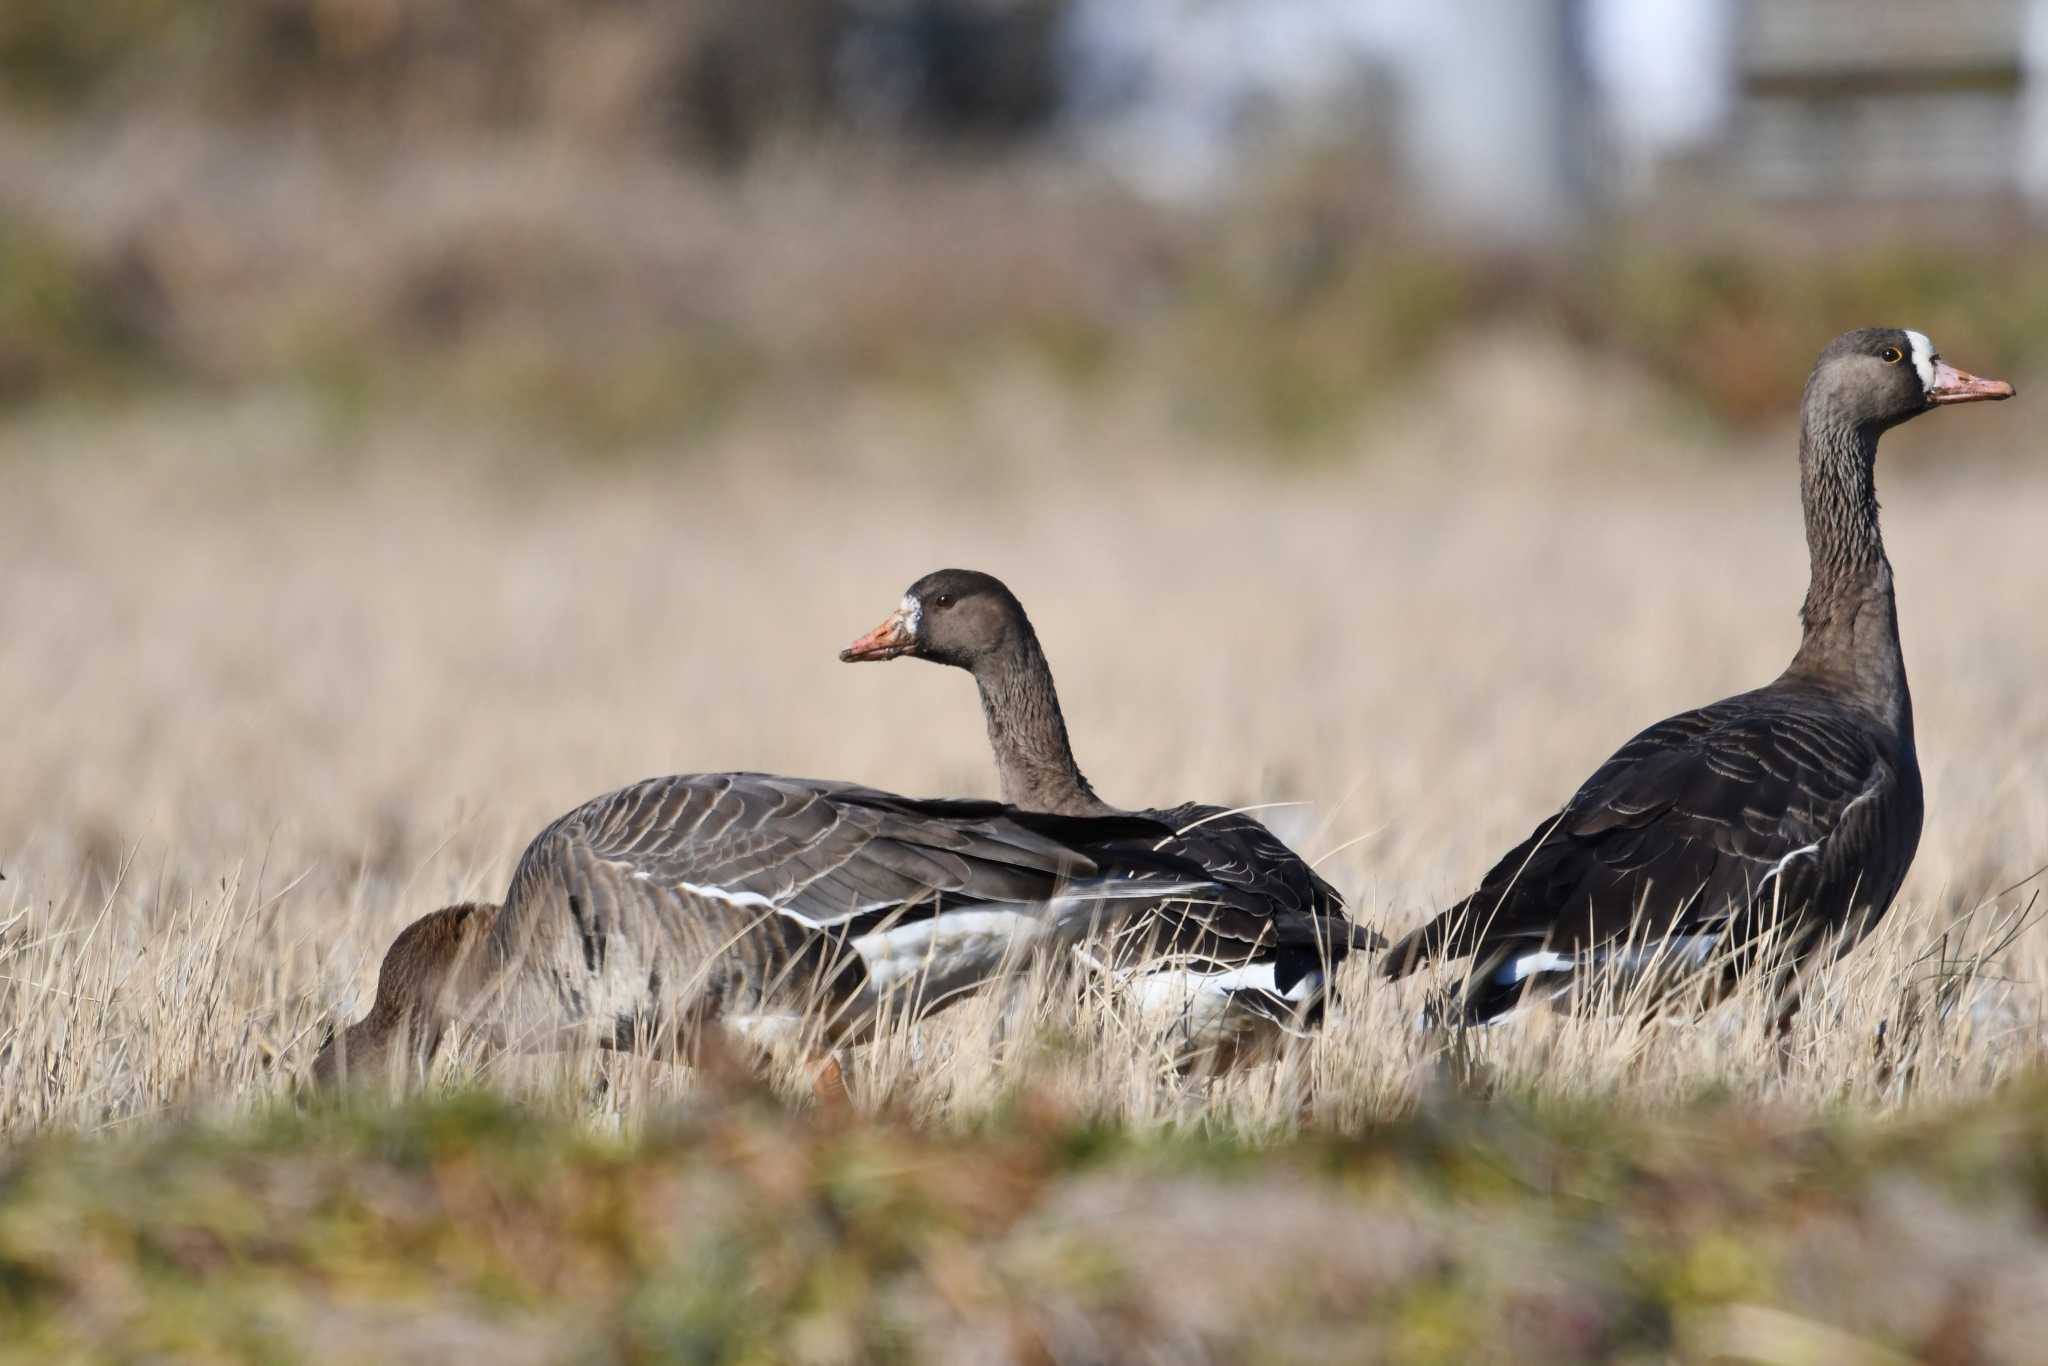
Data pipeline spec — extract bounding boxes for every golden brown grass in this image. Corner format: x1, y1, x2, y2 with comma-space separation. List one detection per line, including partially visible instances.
0, 373, 2042, 1136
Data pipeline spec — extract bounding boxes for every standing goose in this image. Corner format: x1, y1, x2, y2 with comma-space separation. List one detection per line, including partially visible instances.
1382, 328, 2012, 1023
312, 774, 1212, 1086
840, 569, 1380, 1049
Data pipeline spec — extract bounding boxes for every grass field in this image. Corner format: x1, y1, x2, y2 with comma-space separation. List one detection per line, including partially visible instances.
1, 368, 2043, 1359
2, 367, 2043, 1122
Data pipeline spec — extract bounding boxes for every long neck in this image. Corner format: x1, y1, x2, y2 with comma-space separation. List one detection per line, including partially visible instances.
1784, 417, 1912, 737
969, 625, 1116, 817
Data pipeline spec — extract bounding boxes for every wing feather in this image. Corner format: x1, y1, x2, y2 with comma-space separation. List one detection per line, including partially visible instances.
512, 772, 1203, 933
1386, 687, 1921, 981
1093, 801, 1375, 965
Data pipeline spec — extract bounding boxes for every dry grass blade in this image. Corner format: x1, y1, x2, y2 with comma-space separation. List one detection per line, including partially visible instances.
0, 402, 2042, 1133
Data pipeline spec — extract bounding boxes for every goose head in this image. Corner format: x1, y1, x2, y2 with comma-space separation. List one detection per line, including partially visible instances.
307, 901, 496, 1091
840, 568, 1027, 670
1806, 328, 2012, 433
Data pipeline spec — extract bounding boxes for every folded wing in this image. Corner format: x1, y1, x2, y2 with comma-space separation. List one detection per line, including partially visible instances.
1384, 691, 1917, 1015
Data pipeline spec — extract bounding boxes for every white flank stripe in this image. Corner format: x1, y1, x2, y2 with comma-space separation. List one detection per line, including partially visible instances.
1838, 780, 1882, 823
850, 909, 1043, 990
1501, 950, 1575, 984
1597, 933, 1721, 974
846, 879, 1211, 991
670, 878, 780, 911
669, 872, 1208, 934
1500, 933, 1723, 987
1181, 962, 1280, 997
1124, 960, 1324, 1048
1128, 970, 1245, 1048
668, 877, 902, 930
1757, 841, 1822, 890
1905, 329, 1936, 392
1180, 961, 1324, 1003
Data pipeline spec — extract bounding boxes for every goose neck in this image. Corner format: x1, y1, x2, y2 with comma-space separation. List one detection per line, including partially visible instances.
1786, 415, 1911, 734
971, 629, 1114, 817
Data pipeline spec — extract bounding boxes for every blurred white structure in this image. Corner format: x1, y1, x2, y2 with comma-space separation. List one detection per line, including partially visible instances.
1057, 0, 2048, 217
1058, 0, 1400, 201
1062, 0, 1608, 236
1390, 1, 1591, 236
1584, 0, 1735, 194
1732, 0, 2028, 197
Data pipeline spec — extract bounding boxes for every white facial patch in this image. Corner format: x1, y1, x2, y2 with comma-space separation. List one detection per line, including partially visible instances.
900, 594, 922, 636
1904, 330, 1936, 393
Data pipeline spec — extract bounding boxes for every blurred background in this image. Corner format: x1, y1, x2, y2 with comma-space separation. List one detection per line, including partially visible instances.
4, 0, 2046, 442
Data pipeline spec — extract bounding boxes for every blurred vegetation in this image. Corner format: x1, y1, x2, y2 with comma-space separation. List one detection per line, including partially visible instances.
0, 1077, 2042, 1361
2, 0, 2043, 453
0, 0, 192, 110
11, 175, 2045, 456
0, 216, 164, 403
0, 0, 1065, 150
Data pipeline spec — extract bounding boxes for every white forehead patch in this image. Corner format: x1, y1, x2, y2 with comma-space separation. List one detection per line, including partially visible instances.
1905, 330, 1936, 391
900, 593, 922, 634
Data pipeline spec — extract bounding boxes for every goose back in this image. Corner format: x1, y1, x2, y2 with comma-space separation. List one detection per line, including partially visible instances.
480, 771, 1214, 1050
1383, 685, 1922, 1019
315, 772, 1217, 1086
1111, 800, 1360, 956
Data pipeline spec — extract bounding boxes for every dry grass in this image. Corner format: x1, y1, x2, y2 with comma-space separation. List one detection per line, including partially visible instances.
0, 362, 2042, 1139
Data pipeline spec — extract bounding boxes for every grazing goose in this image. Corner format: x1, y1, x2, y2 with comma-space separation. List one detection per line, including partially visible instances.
840, 569, 1380, 1051
1382, 328, 2012, 1024
312, 774, 1212, 1086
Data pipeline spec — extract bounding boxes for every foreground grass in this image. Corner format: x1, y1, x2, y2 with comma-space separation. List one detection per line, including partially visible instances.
0, 1076, 2042, 1364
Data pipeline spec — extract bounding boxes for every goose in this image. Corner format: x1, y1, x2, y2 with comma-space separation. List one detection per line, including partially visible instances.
840, 569, 1381, 1052
1381, 328, 2012, 1024
311, 774, 1215, 1086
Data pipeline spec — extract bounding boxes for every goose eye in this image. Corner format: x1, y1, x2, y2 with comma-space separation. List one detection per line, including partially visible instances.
933, 594, 953, 609
1880, 346, 1903, 365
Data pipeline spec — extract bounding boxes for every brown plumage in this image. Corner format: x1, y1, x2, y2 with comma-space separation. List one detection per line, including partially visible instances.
311, 775, 1213, 1087
842, 569, 1381, 1045
312, 902, 497, 1088
1382, 327, 2013, 1023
